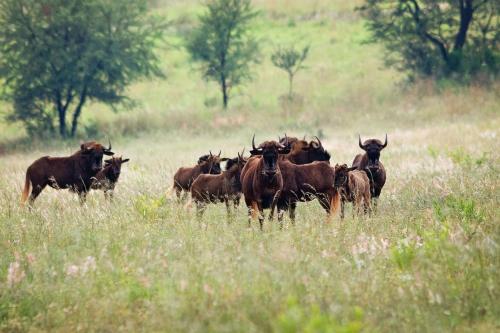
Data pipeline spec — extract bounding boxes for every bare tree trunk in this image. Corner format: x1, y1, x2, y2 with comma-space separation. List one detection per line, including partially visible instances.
221, 73, 228, 109
57, 106, 67, 138
288, 73, 294, 98
70, 87, 88, 137
55, 92, 67, 138
454, 0, 474, 51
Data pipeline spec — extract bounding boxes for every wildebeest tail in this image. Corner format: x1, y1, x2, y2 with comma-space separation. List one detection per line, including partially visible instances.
20, 172, 31, 205
330, 189, 341, 216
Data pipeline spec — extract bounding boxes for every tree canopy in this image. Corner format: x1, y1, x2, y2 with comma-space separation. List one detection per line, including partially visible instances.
359, 0, 499, 79
0, 0, 165, 138
186, 0, 260, 109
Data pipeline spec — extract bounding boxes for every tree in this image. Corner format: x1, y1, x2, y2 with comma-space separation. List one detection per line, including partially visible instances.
0, 0, 164, 138
186, 0, 260, 109
359, 0, 499, 78
271, 45, 310, 98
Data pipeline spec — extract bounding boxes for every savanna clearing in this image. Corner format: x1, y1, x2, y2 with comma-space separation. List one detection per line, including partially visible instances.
0, 0, 499, 332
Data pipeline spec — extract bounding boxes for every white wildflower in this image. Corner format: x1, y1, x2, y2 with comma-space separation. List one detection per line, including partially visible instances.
7, 261, 25, 287
66, 265, 79, 277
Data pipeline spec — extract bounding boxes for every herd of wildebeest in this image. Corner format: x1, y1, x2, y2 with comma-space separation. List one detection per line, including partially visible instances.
20, 134, 388, 228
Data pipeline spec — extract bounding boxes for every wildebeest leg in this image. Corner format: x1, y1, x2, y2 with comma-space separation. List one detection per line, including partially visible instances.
225, 198, 232, 221
372, 197, 378, 214
196, 201, 206, 219
78, 191, 88, 205
340, 199, 345, 220
269, 190, 281, 221
247, 200, 258, 227
364, 192, 371, 216
251, 201, 264, 230
258, 207, 265, 231
289, 202, 297, 225
28, 183, 46, 206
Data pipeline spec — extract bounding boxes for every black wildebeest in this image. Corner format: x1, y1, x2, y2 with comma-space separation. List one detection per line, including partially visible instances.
352, 134, 387, 210
90, 156, 130, 199
21, 141, 114, 205
173, 151, 226, 200
333, 164, 371, 219
191, 151, 247, 218
240, 135, 290, 229
279, 136, 331, 164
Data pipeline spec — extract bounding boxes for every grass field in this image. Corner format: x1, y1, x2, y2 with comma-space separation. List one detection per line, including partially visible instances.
0, 0, 499, 332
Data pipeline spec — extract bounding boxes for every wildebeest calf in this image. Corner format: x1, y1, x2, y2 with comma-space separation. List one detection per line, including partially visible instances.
333, 164, 371, 219
173, 151, 226, 200
90, 156, 130, 199
21, 141, 114, 205
191, 152, 247, 218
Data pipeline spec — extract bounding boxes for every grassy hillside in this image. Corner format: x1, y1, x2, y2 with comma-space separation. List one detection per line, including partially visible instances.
0, 0, 499, 332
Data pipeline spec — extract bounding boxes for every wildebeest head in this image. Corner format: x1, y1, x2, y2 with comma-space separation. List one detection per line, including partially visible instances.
80, 140, 114, 173
359, 134, 387, 168
104, 156, 130, 178
333, 164, 357, 188
225, 149, 248, 172
307, 136, 331, 162
250, 135, 290, 176
199, 151, 225, 174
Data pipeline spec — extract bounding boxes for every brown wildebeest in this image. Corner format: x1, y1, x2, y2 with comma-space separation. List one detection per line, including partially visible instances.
333, 164, 371, 219
352, 134, 387, 210
240, 135, 290, 229
21, 141, 114, 205
90, 156, 130, 199
272, 160, 339, 224
173, 151, 226, 200
191, 151, 247, 218
282, 136, 331, 165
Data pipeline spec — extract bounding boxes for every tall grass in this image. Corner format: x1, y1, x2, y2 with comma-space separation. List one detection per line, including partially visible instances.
0, 0, 499, 331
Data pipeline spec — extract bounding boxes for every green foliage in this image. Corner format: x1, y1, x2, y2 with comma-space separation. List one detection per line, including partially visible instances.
134, 194, 167, 220
275, 298, 364, 333
433, 195, 485, 240
271, 44, 310, 97
0, 0, 165, 138
447, 148, 489, 169
186, 0, 260, 109
391, 240, 417, 270
359, 0, 499, 79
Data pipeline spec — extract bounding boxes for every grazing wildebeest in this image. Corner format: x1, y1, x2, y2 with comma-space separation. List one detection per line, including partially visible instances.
21, 141, 114, 205
90, 156, 130, 199
240, 135, 290, 229
333, 164, 371, 219
352, 135, 387, 210
173, 151, 225, 200
271, 160, 338, 224
191, 151, 247, 218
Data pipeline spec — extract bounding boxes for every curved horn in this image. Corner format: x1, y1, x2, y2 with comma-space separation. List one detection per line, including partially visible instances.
382, 134, 388, 148
107, 139, 112, 152
314, 136, 322, 148
359, 135, 364, 150
218, 150, 221, 157
303, 134, 306, 140
209, 150, 213, 157
252, 134, 257, 151
278, 133, 288, 148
